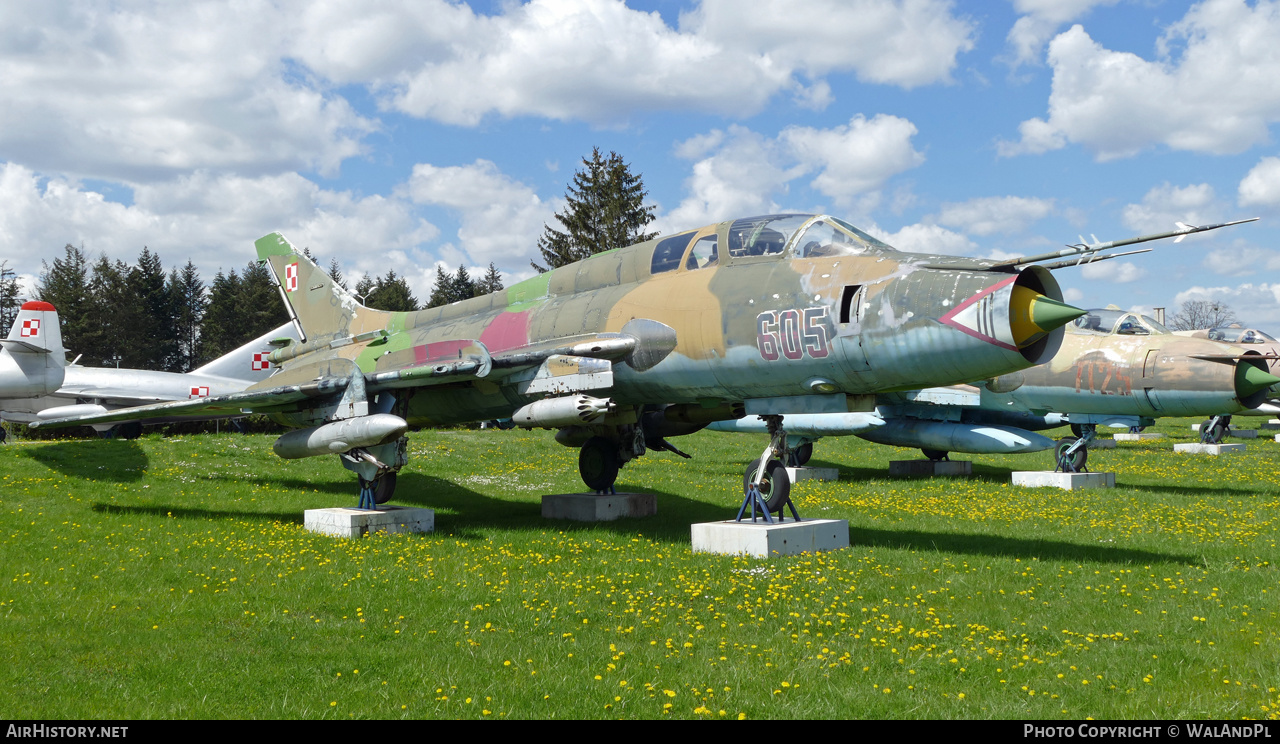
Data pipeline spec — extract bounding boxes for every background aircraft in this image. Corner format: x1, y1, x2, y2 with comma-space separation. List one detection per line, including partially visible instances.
0, 304, 298, 441
714, 306, 1279, 471
1174, 324, 1280, 425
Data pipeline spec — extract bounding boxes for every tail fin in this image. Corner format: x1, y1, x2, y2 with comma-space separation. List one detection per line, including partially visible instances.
190, 321, 301, 382
0, 301, 66, 396
254, 233, 388, 342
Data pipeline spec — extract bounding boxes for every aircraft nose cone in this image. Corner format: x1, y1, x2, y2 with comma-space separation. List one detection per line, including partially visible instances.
1009, 286, 1087, 348
1236, 362, 1280, 398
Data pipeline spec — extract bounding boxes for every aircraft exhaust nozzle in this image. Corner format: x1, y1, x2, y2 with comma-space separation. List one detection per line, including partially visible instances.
272, 413, 408, 460
1009, 285, 1087, 349
1235, 359, 1280, 408
512, 395, 615, 429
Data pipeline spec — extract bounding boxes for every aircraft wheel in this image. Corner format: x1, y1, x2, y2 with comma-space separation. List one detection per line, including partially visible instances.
579, 437, 620, 492
1207, 421, 1229, 444
118, 422, 143, 440
1070, 424, 1085, 438
372, 472, 397, 504
1055, 436, 1087, 473
743, 458, 790, 512
921, 448, 948, 462
789, 442, 813, 467
0, 426, 7, 444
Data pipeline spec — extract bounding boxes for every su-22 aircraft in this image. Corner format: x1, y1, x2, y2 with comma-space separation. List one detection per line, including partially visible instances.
31, 214, 1251, 508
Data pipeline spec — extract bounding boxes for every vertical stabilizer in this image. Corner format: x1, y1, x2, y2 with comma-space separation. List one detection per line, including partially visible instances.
190, 321, 302, 383
255, 233, 388, 342
0, 301, 66, 397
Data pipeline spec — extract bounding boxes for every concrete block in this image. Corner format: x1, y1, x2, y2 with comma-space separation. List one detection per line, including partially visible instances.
304, 506, 434, 539
1275, 434, 1280, 443
888, 460, 972, 477
691, 518, 849, 558
784, 466, 839, 482
1011, 471, 1115, 490
1174, 443, 1246, 455
541, 492, 656, 522
1260, 420, 1280, 430
1113, 432, 1164, 442
1088, 439, 1117, 449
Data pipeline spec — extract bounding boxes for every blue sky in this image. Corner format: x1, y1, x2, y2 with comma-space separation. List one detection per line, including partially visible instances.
1, 0, 1279, 326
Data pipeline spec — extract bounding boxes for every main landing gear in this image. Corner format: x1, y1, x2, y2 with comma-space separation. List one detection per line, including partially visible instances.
1199, 415, 1231, 444
344, 438, 408, 510
738, 415, 802, 523
1055, 423, 1094, 473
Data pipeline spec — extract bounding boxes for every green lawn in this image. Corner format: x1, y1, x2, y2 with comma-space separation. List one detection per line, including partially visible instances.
1, 419, 1277, 719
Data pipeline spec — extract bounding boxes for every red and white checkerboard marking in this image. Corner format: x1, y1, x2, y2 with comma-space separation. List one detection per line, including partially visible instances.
189, 386, 209, 399
252, 352, 270, 371
285, 263, 299, 292
20, 319, 39, 338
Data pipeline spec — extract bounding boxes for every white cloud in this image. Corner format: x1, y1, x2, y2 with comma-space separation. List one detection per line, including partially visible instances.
0, 1, 375, 182
1062, 287, 1085, 302
1202, 241, 1280, 277
1175, 283, 1280, 328
1121, 183, 1219, 233
866, 222, 977, 255
1002, 2, 1280, 160
405, 160, 557, 269
1004, 0, 1120, 67
297, 0, 972, 126
664, 117, 924, 229
0, 161, 435, 285
1081, 260, 1145, 283
686, 0, 975, 87
935, 195, 1055, 236
1239, 156, 1280, 210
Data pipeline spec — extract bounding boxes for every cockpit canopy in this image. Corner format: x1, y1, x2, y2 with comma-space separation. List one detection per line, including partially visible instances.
1072, 309, 1170, 336
1207, 326, 1276, 344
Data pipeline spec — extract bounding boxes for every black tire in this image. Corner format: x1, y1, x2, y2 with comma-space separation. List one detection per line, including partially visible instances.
372, 472, 397, 504
1055, 436, 1087, 473
118, 421, 143, 440
790, 442, 813, 467
921, 448, 948, 462
0, 426, 7, 444
1208, 421, 1229, 445
743, 458, 791, 512
1070, 424, 1085, 438
579, 437, 620, 492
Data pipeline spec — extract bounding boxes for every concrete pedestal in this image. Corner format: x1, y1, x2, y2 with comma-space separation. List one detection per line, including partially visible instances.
1174, 443, 1247, 455
1011, 471, 1115, 490
888, 460, 972, 477
691, 518, 849, 558
304, 506, 434, 538
1261, 420, 1280, 430
1191, 424, 1257, 438
1275, 434, 1280, 443
1113, 432, 1164, 442
541, 492, 656, 522
1088, 439, 1117, 449
784, 466, 839, 482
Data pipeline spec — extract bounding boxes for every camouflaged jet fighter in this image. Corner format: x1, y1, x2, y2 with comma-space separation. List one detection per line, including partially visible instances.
1174, 323, 1280, 436
30, 214, 1251, 508
714, 305, 1279, 472
0, 301, 299, 441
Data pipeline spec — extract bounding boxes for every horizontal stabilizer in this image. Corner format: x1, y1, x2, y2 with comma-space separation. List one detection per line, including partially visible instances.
0, 338, 53, 354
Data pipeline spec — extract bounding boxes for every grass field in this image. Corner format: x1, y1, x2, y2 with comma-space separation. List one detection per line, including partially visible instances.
1, 419, 1278, 719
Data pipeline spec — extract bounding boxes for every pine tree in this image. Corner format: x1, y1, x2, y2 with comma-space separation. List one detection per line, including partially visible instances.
0, 261, 21, 338
452, 265, 475, 301
168, 261, 206, 372
84, 255, 137, 367
237, 261, 289, 343
37, 244, 92, 354
328, 258, 347, 291
197, 269, 240, 364
127, 247, 174, 370
477, 262, 503, 295
532, 147, 657, 272
426, 265, 454, 309
354, 274, 375, 303
365, 269, 419, 312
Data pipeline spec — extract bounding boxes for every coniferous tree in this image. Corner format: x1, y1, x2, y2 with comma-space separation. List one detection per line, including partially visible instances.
365, 269, 419, 312
37, 244, 93, 355
426, 265, 454, 308
237, 260, 289, 343
354, 274, 375, 303
328, 258, 347, 291
0, 261, 21, 338
168, 261, 206, 372
452, 265, 475, 301
532, 147, 658, 272
84, 255, 137, 367
477, 262, 503, 295
127, 247, 174, 370
197, 269, 241, 364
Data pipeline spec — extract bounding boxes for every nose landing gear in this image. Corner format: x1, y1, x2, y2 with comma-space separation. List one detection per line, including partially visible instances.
738, 415, 802, 523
